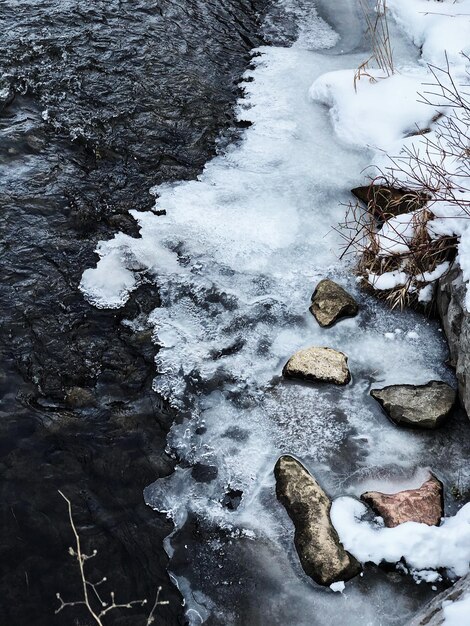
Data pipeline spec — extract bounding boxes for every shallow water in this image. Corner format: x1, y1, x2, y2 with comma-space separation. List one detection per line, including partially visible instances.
77, 1, 470, 624
0, 1, 269, 624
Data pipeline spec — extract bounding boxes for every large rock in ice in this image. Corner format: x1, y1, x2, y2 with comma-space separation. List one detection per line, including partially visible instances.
283, 346, 350, 385
351, 185, 427, 220
408, 572, 470, 626
310, 279, 358, 327
274, 455, 361, 586
370, 381, 456, 429
437, 264, 470, 420
361, 473, 443, 528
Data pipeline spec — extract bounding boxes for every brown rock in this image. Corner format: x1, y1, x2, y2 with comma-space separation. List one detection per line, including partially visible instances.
283, 346, 350, 385
310, 279, 358, 327
275, 455, 361, 586
361, 473, 443, 528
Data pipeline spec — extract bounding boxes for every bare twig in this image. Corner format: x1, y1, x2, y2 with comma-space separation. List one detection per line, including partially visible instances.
56, 491, 169, 625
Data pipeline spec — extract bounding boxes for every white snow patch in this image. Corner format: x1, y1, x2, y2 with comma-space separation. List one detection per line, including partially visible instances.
443, 592, 470, 625
310, 68, 439, 150
331, 497, 470, 579
367, 271, 408, 291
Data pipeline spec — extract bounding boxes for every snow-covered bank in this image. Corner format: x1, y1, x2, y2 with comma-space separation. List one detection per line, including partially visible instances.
78, 0, 470, 624
311, 0, 470, 306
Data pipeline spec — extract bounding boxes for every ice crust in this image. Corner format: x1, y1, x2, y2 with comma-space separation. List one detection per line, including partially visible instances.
79, 1, 468, 624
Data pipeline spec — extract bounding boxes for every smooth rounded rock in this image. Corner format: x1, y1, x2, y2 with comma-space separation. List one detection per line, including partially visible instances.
370, 381, 456, 429
361, 473, 443, 528
310, 279, 358, 327
274, 455, 361, 586
283, 346, 350, 385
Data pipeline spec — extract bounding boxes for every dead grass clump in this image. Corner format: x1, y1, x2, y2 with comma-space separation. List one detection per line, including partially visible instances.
339, 191, 457, 309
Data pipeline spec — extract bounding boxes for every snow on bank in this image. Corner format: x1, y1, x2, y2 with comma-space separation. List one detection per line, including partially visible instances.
310, 68, 438, 150
331, 497, 470, 580
443, 592, 470, 625
388, 0, 470, 68
311, 0, 470, 302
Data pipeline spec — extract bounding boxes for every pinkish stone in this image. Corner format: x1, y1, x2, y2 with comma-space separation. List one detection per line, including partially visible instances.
361, 474, 443, 528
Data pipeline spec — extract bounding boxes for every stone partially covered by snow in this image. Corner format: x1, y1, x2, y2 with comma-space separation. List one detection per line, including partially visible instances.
331, 497, 470, 580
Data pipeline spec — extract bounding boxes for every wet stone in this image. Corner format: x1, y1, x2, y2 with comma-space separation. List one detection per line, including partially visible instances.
370, 381, 456, 429
361, 473, 443, 528
283, 346, 351, 385
310, 279, 358, 327
274, 455, 361, 586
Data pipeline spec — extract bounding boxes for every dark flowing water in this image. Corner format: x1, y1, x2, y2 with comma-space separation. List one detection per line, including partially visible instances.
0, 2, 269, 624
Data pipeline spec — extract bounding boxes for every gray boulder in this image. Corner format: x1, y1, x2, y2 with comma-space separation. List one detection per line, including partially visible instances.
310, 279, 358, 327
371, 381, 456, 429
437, 264, 470, 420
283, 346, 350, 385
409, 573, 470, 625
274, 455, 361, 586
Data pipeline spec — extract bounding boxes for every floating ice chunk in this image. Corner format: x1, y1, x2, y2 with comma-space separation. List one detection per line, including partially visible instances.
80, 248, 137, 309
330, 581, 345, 593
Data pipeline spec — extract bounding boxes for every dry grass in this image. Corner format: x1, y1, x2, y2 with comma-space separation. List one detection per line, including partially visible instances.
342, 60, 470, 309
338, 184, 457, 309
355, 0, 394, 90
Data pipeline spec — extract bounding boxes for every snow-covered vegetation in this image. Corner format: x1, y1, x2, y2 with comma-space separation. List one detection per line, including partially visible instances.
312, 0, 470, 308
